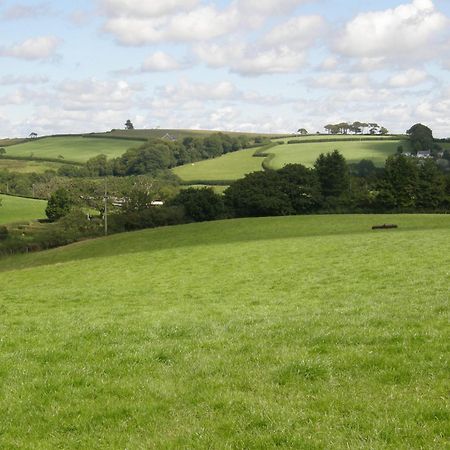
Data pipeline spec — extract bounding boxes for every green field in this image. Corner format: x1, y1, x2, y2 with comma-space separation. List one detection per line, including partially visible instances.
173, 147, 264, 182
264, 140, 407, 169
5, 136, 144, 163
273, 135, 405, 143
0, 214, 449, 448
0, 194, 47, 224
0, 158, 63, 173
93, 128, 281, 141
173, 140, 407, 183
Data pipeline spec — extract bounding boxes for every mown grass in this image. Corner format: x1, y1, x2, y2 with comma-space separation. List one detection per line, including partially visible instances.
0, 194, 47, 225
0, 158, 63, 173
172, 147, 264, 182
0, 214, 449, 448
5, 136, 143, 164
266, 140, 409, 169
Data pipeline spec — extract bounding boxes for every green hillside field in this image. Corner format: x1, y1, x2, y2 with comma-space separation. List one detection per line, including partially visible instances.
265, 139, 409, 170
173, 139, 409, 183
92, 128, 282, 141
0, 194, 47, 224
4, 136, 144, 163
172, 147, 264, 183
0, 158, 64, 173
0, 214, 448, 448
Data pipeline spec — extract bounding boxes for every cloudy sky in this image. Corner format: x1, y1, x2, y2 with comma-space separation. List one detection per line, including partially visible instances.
1, 0, 449, 138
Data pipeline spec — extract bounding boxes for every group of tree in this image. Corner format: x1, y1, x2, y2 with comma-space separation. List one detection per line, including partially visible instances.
108, 151, 450, 232
324, 122, 388, 135
57, 133, 266, 179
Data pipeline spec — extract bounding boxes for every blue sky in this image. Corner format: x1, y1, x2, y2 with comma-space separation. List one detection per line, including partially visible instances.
0, 0, 449, 137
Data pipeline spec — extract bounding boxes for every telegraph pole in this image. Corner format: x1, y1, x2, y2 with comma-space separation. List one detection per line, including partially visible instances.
104, 178, 108, 236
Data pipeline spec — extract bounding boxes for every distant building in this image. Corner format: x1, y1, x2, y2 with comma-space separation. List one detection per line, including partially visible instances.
416, 150, 431, 158
161, 133, 177, 142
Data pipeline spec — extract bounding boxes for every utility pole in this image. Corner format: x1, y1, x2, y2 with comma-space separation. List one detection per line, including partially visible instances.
104, 179, 108, 236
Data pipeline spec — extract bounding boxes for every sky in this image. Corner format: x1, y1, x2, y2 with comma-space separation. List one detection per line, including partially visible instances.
0, 0, 449, 138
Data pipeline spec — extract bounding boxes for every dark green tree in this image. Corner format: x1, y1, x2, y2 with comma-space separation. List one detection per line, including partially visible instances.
384, 154, 418, 209
224, 171, 294, 217
125, 119, 134, 130
171, 188, 225, 222
45, 188, 74, 222
314, 150, 350, 199
406, 123, 433, 153
416, 160, 446, 210
277, 164, 322, 213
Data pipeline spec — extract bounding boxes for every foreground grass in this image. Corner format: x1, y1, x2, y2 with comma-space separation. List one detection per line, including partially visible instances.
172, 147, 264, 182
0, 194, 47, 224
0, 215, 449, 449
5, 136, 143, 163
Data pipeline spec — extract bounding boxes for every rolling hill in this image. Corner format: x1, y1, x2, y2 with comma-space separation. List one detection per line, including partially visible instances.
4, 136, 144, 164
0, 214, 448, 448
173, 137, 409, 184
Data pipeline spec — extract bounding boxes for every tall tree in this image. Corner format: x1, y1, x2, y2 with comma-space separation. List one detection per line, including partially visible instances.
314, 150, 350, 199
45, 188, 74, 222
125, 119, 134, 130
416, 160, 446, 210
384, 154, 418, 209
406, 123, 433, 153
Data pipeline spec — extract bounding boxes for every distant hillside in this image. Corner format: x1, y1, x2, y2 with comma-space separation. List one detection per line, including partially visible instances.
173, 136, 409, 184
89, 128, 284, 141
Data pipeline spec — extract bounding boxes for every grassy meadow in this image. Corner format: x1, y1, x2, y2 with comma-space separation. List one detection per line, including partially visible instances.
265, 140, 408, 170
172, 147, 264, 182
4, 136, 144, 163
0, 194, 47, 224
173, 139, 408, 183
93, 128, 281, 141
0, 214, 448, 448
0, 158, 64, 174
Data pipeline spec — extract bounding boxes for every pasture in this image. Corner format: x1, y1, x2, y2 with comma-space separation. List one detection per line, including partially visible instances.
0, 194, 46, 224
0, 214, 448, 448
264, 140, 408, 169
173, 139, 408, 183
4, 136, 144, 163
93, 128, 280, 141
0, 158, 63, 173
172, 147, 264, 182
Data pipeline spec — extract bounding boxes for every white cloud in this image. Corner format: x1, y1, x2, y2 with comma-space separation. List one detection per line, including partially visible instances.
99, 0, 199, 18
141, 52, 184, 72
308, 73, 372, 90
0, 36, 61, 60
264, 15, 326, 50
388, 69, 429, 88
57, 78, 141, 111
103, 6, 239, 45
0, 74, 49, 85
1, 2, 55, 20
236, 0, 308, 15
196, 41, 307, 75
336, 0, 449, 61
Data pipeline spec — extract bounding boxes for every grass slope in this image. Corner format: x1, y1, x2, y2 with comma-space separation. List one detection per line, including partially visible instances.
0, 214, 449, 448
173, 140, 408, 183
0, 158, 63, 173
93, 129, 281, 141
265, 140, 408, 169
0, 194, 47, 224
5, 136, 143, 163
172, 147, 264, 182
